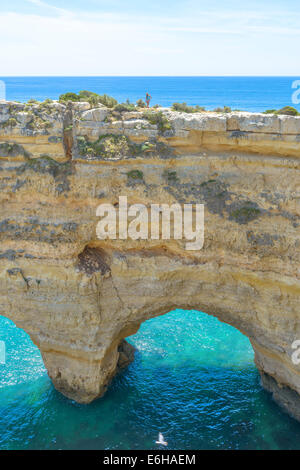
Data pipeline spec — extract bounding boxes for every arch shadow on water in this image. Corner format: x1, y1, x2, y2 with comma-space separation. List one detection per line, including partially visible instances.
1, 310, 300, 450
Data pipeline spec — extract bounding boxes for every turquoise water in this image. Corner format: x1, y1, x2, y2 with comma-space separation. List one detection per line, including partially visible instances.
1, 76, 299, 113
1, 310, 300, 450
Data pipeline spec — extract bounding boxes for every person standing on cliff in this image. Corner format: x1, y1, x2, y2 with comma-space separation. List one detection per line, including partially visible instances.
146, 92, 152, 108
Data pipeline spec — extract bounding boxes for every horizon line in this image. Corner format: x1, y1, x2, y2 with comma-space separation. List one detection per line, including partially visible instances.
1, 74, 299, 78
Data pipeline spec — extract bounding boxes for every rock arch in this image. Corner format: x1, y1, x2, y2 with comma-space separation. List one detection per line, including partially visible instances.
0, 102, 299, 420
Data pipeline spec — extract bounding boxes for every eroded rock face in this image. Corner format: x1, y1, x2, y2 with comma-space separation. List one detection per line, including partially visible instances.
0, 102, 299, 418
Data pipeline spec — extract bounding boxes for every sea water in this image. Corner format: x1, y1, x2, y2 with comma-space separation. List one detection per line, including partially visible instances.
1, 310, 300, 450
1, 76, 299, 112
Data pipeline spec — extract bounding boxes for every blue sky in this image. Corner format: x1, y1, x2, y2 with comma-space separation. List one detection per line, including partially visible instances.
0, 0, 299, 75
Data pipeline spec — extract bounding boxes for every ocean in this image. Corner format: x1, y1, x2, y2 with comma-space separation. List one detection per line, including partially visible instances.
1, 76, 299, 112
1, 76, 300, 450
1, 310, 300, 450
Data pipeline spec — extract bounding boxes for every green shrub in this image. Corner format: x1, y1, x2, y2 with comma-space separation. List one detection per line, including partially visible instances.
59, 92, 79, 102
77, 134, 132, 159
136, 99, 146, 108
277, 106, 299, 116
2, 118, 18, 128
140, 141, 155, 152
76, 136, 88, 154
229, 204, 261, 224
0, 142, 29, 157
78, 90, 99, 106
113, 102, 136, 112
163, 169, 179, 183
263, 106, 299, 116
172, 102, 205, 113
26, 116, 52, 131
77, 135, 173, 159
213, 106, 232, 113
78, 91, 117, 108
18, 155, 72, 179
127, 170, 143, 180
59, 90, 118, 108
37, 101, 56, 114
96, 94, 118, 108
142, 111, 171, 134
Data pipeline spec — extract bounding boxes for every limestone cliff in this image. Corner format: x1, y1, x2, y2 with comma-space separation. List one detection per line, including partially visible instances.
0, 100, 299, 421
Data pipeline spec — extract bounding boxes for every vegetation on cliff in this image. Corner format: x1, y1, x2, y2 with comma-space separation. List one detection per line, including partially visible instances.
39, 90, 300, 117
76, 134, 173, 159
163, 169, 179, 183
127, 169, 144, 185
0, 142, 30, 158
59, 90, 118, 108
17, 155, 72, 178
77, 134, 133, 159
263, 106, 299, 116
172, 102, 206, 113
0, 117, 18, 128
142, 111, 172, 134
228, 201, 262, 224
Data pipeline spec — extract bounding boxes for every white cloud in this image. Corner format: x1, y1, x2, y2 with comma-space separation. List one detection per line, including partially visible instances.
25, 0, 71, 15
0, 7, 299, 75
166, 27, 242, 34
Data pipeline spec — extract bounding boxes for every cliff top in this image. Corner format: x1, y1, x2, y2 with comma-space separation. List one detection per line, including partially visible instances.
0, 99, 300, 160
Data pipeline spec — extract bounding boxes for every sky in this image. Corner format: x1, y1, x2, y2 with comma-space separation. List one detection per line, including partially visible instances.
0, 0, 299, 75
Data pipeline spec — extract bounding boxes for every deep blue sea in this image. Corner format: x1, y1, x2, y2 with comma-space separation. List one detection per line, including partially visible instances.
1, 310, 300, 450
1, 76, 300, 450
1, 76, 299, 112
